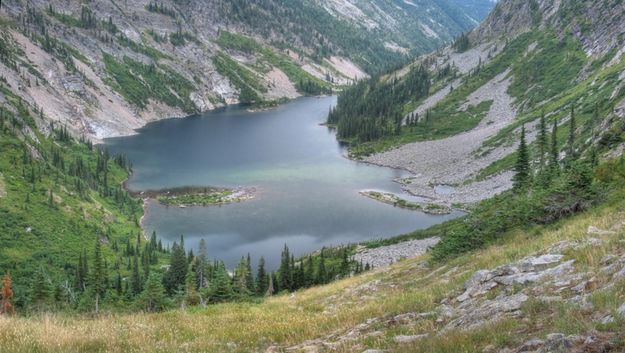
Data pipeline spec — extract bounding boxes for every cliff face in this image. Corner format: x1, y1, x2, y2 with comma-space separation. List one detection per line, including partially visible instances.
0, 0, 493, 140
472, 0, 625, 57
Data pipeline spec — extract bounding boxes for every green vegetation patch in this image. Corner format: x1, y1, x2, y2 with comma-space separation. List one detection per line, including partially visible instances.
216, 31, 332, 95
508, 31, 587, 108
0, 88, 165, 312
103, 53, 196, 112
216, 31, 262, 55
212, 51, 266, 104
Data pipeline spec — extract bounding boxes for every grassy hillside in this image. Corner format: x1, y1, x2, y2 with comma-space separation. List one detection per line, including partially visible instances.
0, 82, 168, 312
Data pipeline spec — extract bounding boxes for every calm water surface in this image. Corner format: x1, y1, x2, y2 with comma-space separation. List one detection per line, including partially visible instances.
106, 97, 461, 268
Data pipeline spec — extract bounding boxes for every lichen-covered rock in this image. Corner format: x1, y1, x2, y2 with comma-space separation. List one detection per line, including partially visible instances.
393, 334, 427, 343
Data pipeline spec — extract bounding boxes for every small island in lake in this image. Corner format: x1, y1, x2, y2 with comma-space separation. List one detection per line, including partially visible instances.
135, 186, 256, 207
360, 190, 451, 215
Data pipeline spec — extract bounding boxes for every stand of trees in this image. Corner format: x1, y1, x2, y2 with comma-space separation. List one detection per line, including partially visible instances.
328, 66, 430, 142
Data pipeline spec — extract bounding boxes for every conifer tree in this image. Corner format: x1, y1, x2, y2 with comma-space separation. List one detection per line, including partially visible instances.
91, 237, 107, 313
245, 254, 254, 293
1, 273, 15, 316
163, 238, 188, 294
31, 267, 50, 308
265, 273, 275, 297
295, 263, 305, 289
209, 262, 233, 303
279, 244, 292, 291
290, 255, 296, 289
196, 239, 209, 289
339, 249, 350, 277
304, 256, 314, 287
233, 257, 252, 297
271, 272, 279, 294
130, 254, 142, 295
75, 252, 87, 292
537, 110, 547, 168
316, 249, 327, 285
149, 231, 157, 250
513, 125, 530, 190
138, 273, 168, 312
255, 256, 268, 296
115, 272, 122, 296
550, 118, 559, 171
184, 270, 200, 306
567, 105, 576, 162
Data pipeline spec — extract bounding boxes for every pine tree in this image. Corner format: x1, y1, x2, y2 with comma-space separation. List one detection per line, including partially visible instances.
163, 238, 188, 294
567, 104, 576, 162
550, 118, 559, 171
513, 125, 531, 190
304, 256, 314, 287
537, 110, 547, 168
339, 248, 350, 277
271, 272, 279, 294
255, 257, 268, 296
75, 252, 87, 292
149, 231, 157, 250
265, 273, 274, 296
138, 273, 168, 312
245, 254, 254, 293
209, 262, 232, 303
184, 270, 200, 306
278, 244, 291, 291
294, 263, 305, 289
31, 267, 50, 308
1, 273, 15, 316
233, 257, 252, 297
115, 272, 122, 296
289, 255, 296, 289
91, 237, 107, 313
316, 249, 327, 285
130, 254, 142, 295
196, 239, 209, 289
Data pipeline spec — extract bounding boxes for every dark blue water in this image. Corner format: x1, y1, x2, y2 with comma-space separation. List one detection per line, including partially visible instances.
106, 97, 460, 269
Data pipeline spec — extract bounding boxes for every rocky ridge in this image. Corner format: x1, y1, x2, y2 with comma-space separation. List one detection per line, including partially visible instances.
277, 222, 625, 353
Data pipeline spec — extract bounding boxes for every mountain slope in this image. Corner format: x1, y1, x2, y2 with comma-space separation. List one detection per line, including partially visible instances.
330, 0, 625, 208
0, 0, 493, 140
3, 1, 625, 352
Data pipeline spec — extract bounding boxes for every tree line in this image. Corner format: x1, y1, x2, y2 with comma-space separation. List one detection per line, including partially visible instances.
3, 234, 372, 314
328, 65, 430, 142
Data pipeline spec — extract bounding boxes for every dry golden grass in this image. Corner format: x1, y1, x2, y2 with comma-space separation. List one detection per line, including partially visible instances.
2, 204, 625, 353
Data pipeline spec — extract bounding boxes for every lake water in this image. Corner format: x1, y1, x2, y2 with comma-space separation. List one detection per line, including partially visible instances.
105, 96, 461, 269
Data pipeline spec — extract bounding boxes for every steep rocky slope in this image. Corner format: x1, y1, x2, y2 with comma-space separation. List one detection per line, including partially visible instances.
333, 0, 625, 208
0, 0, 493, 140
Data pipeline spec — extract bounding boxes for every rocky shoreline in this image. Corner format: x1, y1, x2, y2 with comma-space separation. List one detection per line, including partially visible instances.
354, 237, 441, 269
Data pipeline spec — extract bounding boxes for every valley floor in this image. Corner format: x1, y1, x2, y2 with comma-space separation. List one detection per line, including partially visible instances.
2, 196, 625, 353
